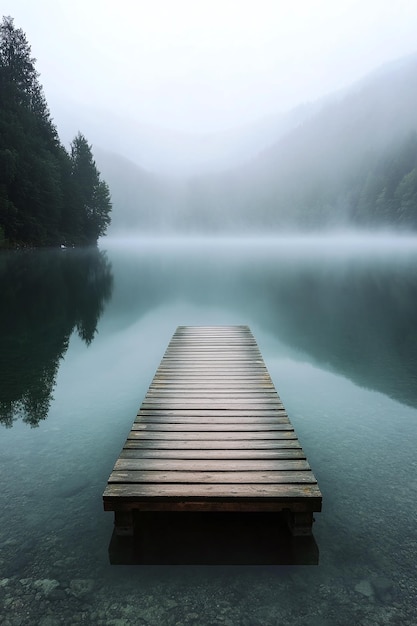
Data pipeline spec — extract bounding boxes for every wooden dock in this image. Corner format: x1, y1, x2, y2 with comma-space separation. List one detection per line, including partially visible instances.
103, 325, 322, 537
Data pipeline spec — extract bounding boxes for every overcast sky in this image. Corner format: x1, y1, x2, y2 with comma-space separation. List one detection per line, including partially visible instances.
3, 0, 417, 133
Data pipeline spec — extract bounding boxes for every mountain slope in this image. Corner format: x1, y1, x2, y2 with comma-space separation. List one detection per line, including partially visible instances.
93, 149, 187, 232
182, 52, 417, 231
51, 97, 321, 177
95, 52, 417, 234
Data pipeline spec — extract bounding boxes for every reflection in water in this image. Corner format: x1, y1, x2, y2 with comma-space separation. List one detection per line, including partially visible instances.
253, 256, 417, 408
0, 248, 113, 427
0, 238, 417, 625
105, 238, 417, 409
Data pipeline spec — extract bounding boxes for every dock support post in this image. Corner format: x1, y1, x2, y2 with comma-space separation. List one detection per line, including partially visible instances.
114, 510, 134, 536
285, 511, 314, 536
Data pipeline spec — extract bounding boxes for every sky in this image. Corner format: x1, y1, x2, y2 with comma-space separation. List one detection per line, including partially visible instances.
3, 0, 417, 134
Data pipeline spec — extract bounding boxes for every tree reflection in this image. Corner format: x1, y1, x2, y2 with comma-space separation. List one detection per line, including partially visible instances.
101, 245, 417, 410
254, 256, 417, 409
0, 248, 113, 427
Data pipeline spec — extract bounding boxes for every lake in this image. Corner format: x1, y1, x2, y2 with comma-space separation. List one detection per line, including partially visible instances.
1, 235, 417, 625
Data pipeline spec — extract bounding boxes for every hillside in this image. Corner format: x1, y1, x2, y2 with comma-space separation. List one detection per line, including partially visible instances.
52, 97, 322, 178
181, 52, 417, 232
98, 52, 417, 235
93, 149, 186, 232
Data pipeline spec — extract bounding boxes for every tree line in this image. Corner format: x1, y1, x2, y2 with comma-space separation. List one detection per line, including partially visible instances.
243, 128, 417, 232
347, 131, 417, 228
0, 16, 111, 247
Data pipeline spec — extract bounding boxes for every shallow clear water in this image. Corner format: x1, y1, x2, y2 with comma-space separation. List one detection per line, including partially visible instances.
1, 236, 417, 625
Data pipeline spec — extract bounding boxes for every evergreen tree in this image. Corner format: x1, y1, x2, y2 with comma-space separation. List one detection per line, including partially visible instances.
395, 169, 417, 226
0, 16, 57, 141
0, 16, 38, 107
70, 132, 112, 243
0, 16, 112, 247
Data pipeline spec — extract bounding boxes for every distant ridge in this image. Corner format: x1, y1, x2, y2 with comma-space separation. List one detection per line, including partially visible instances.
95, 50, 417, 234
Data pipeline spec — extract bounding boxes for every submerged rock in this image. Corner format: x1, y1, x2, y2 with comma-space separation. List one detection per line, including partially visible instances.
354, 579, 374, 599
33, 579, 60, 597
69, 578, 95, 597
39, 617, 61, 626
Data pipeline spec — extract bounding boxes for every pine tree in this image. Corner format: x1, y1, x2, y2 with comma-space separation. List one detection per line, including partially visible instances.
0, 16, 61, 244
70, 132, 112, 243
0, 16, 55, 134
0, 16, 37, 106
0, 16, 112, 247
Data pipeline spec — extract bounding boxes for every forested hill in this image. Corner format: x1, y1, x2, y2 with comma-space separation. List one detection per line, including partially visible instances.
0, 16, 111, 248
180, 53, 417, 232
105, 52, 417, 235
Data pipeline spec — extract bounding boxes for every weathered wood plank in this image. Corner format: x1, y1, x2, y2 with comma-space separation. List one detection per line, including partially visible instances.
140, 400, 285, 408
126, 431, 297, 441
145, 386, 278, 392
119, 448, 307, 460
156, 368, 268, 372
108, 470, 317, 484
136, 407, 288, 416
114, 458, 311, 471
147, 383, 277, 388
132, 418, 294, 432
104, 482, 321, 500
134, 417, 290, 425
123, 439, 302, 449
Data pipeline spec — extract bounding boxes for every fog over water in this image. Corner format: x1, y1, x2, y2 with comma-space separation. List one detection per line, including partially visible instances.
106, 232, 417, 254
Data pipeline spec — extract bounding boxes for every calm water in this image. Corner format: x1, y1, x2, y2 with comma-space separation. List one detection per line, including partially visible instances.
1, 236, 417, 625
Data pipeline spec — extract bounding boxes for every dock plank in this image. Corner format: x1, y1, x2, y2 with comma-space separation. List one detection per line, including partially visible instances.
123, 439, 302, 449
113, 459, 310, 471
104, 482, 322, 501
119, 448, 307, 460
108, 470, 318, 484
134, 420, 290, 426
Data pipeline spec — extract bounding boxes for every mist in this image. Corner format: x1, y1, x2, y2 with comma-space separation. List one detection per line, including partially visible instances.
3, 1, 417, 238
91, 52, 417, 236
8, 1, 417, 133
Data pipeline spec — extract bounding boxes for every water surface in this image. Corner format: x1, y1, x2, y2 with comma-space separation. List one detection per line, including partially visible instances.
1, 236, 417, 625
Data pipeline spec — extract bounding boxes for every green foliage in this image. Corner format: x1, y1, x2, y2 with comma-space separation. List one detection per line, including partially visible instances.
263, 130, 417, 231
347, 132, 417, 228
395, 168, 417, 225
0, 16, 112, 247
71, 133, 112, 243
0, 223, 5, 246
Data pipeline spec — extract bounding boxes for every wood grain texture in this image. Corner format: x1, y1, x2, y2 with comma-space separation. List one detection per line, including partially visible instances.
113, 458, 310, 471
104, 482, 322, 501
